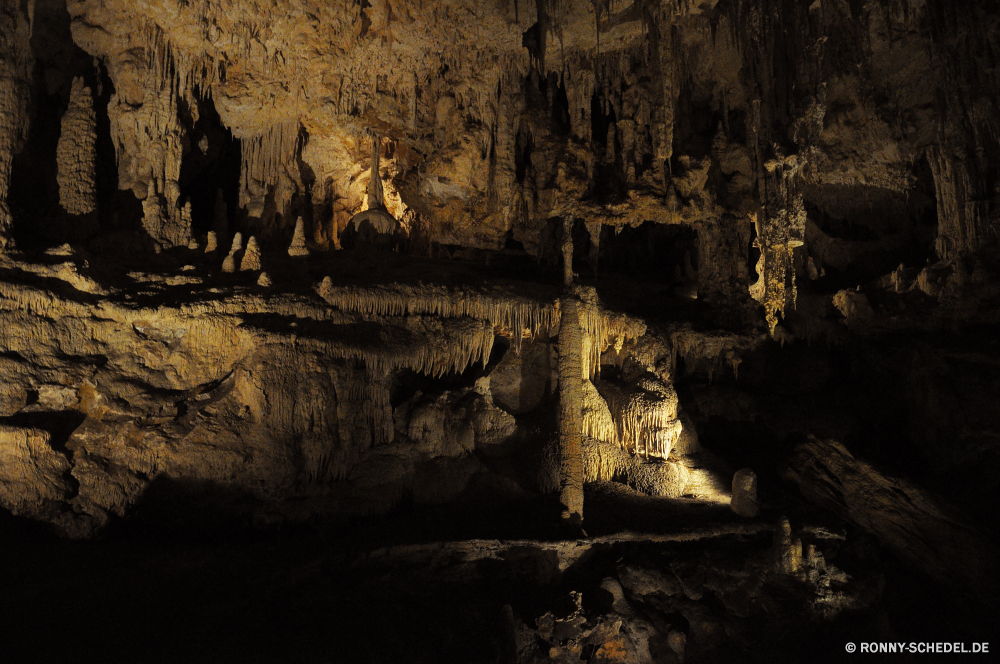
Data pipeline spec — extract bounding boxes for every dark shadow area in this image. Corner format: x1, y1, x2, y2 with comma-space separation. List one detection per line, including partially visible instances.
178, 94, 242, 236
8, 0, 95, 248
0, 409, 87, 456
598, 221, 697, 284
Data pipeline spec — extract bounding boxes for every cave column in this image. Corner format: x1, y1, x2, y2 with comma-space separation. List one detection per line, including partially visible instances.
558, 290, 585, 527
562, 217, 574, 286
57, 77, 97, 216
0, 0, 34, 249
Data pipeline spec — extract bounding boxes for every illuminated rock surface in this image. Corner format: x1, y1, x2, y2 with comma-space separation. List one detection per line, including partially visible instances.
0, 0, 998, 661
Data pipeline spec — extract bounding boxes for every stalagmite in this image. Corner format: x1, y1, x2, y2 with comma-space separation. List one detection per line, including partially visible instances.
558, 292, 585, 526
731, 468, 759, 517
774, 517, 802, 575
56, 78, 97, 216
181, 200, 193, 237
221, 231, 243, 272
187, 238, 199, 250
288, 216, 310, 257
348, 136, 400, 236
257, 272, 272, 287
205, 231, 218, 252
240, 236, 261, 271
318, 276, 334, 297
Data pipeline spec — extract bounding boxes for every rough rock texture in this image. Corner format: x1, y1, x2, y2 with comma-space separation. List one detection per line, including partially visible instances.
0, 0, 33, 248
558, 294, 585, 523
1, 1, 999, 659
287, 216, 309, 257
0, 425, 72, 520
56, 76, 96, 215
784, 436, 997, 602
730, 468, 758, 517
47, 0, 993, 293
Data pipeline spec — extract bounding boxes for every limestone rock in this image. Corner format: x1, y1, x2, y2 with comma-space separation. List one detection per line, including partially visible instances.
730, 468, 759, 517
288, 216, 310, 256
318, 276, 334, 297
489, 340, 553, 415
56, 77, 97, 215
785, 436, 997, 601
583, 437, 689, 498
0, 426, 73, 519
240, 236, 261, 271
832, 289, 874, 329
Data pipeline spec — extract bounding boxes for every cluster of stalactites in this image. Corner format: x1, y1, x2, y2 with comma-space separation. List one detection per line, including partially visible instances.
239, 120, 301, 217
749, 152, 807, 335
596, 378, 682, 460
329, 317, 495, 445
572, 287, 647, 379
669, 325, 750, 382
316, 283, 557, 352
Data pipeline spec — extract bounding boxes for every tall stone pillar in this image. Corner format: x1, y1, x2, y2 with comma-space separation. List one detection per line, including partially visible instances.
0, 0, 34, 249
558, 293, 584, 526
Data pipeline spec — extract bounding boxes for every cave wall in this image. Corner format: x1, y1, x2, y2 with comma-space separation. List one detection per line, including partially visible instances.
0, 1, 970, 322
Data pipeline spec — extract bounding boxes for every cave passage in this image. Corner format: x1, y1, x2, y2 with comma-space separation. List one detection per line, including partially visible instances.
596, 222, 698, 285
178, 96, 242, 236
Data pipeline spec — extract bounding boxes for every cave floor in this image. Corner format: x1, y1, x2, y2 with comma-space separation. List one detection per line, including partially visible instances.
0, 478, 975, 664
0, 479, 835, 664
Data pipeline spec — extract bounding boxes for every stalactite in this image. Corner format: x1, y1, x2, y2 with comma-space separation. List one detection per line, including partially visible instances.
238, 119, 301, 216
749, 153, 807, 335
322, 317, 496, 447
596, 378, 682, 460
56, 78, 97, 216
316, 282, 557, 351
349, 136, 399, 236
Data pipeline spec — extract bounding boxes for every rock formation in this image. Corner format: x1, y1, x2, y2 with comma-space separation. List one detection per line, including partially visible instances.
730, 468, 759, 517
56, 77, 96, 216
287, 216, 309, 257
0, 0, 33, 248
240, 235, 260, 271
0, 1, 997, 660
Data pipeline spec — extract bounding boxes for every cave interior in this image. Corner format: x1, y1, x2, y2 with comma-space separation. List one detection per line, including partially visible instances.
0, 0, 998, 662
